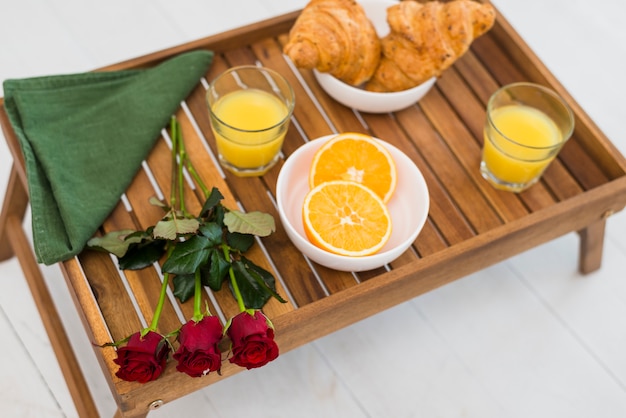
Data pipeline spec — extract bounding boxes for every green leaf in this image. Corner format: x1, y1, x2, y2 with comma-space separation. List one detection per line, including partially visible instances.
153, 219, 176, 240
87, 229, 142, 258
240, 256, 287, 304
203, 249, 230, 291
118, 239, 166, 270
153, 217, 200, 240
172, 274, 196, 303
149, 196, 168, 209
214, 205, 226, 226
227, 231, 255, 252
230, 257, 286, 309
223, 210, 275, 237
162, 235, 211, 275
126, 230, 151, 240
200, 187, 224, 218
231, 260, 270, 309
199, 222, 224, 246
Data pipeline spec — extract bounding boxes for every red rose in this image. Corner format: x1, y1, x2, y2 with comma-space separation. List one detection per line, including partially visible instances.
173, 316, 224, 377
226, 310, 279, 369
113, 330, 170, 383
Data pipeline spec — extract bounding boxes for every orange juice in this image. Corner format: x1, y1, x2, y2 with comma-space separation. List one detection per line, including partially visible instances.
211, 88, 289, 172
483, 104, 562, 186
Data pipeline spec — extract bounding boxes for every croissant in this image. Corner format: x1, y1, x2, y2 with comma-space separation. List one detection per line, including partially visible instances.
283, 0, 381, 86
365, 0, 496, 92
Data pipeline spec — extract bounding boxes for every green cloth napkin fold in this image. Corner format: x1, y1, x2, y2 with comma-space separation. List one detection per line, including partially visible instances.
3, 50, 213, 265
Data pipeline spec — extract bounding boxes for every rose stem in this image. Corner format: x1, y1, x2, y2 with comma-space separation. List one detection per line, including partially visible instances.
223, 244, 246, 313
175, 119, 186, 215
176, 124, 210, 200
148, 244, 175, 333
193, 268, 203, 322
169, 116, 178, 212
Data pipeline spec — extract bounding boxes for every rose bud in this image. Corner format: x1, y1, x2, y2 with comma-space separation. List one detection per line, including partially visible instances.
173, 316, 224, 377
226, 310, 279, 369
113, 330, 170, 383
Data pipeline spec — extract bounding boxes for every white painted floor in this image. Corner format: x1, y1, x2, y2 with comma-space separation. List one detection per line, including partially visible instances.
1, 1, 625, 417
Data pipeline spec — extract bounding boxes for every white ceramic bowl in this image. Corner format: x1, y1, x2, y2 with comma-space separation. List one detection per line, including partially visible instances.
313, 0, 437, 113
276, 135, 430, 272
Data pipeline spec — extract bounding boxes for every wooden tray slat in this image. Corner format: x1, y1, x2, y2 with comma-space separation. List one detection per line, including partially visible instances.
78, 250, 142, 342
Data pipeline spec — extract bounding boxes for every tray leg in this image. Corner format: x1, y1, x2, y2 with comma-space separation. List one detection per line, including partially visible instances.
0, 164, 29, 261
1, 166, 101, 417
5, 215, 101, 417
578, 218, 606, 274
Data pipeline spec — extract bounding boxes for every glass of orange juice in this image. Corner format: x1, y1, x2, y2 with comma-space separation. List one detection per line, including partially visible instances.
480, 82, 574, 192
207, 66, 295, 177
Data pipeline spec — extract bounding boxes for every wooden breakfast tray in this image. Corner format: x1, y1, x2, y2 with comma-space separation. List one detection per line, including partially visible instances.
2, 2, 626, 417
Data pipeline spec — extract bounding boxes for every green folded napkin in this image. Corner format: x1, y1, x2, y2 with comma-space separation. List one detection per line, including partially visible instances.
3, 50, 213, 265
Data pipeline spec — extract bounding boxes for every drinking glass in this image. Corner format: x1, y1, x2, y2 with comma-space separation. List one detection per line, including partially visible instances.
207, 66, 295, 177
480, 82, 574, 192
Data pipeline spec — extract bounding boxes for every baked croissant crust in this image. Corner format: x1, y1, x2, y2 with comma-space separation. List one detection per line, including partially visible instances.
365, 0, 496, 92
283, 0, 381, 86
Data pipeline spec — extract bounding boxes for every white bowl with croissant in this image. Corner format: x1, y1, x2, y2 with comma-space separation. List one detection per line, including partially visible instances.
314, 69, 437, 114
285, 0, 496, 113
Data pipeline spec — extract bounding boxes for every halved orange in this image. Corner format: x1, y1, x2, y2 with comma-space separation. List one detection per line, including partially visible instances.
309, 133, 397, 203
302, 180, 392, 257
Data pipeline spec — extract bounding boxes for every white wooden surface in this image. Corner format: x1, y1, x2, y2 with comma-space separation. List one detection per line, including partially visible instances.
1, 1, 625, 417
